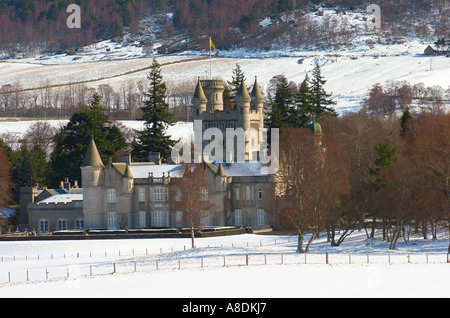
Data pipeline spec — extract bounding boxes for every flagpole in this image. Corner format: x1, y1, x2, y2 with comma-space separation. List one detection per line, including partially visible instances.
209, 36, 212, 79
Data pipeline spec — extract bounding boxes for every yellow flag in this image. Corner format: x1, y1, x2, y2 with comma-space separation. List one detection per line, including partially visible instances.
210, 38, 216, 51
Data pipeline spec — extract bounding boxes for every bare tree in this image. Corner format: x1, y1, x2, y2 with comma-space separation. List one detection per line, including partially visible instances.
171, 164, 215, 249
277, 127, 350, 253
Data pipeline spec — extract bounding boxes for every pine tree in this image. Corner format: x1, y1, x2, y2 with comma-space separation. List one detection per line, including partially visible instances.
226, 63, 247, 109
266, 75, 295, 131
132, 58, 176, 162
48, 92, 127, 187
369, 138, 397, 191
293, 74, 314, 127
309, 64, 338, 118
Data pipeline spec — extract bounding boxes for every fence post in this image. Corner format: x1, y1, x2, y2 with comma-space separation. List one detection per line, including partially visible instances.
134, 261, 137, 272
113, 263, 116, 273
349, 253, 351, 264
201, 257, 203, 268
326, 252, 329, 264
246, 254, 248, 266
90, 265, 92, 276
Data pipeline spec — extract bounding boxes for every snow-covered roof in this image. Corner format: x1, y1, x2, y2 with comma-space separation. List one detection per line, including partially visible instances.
213, 161, 274, 177
37, 193, 83, 204
129, 164, 186, 179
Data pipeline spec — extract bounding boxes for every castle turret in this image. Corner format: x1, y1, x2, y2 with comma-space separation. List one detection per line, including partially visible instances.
192, 78, 207, 118
250, 76, 265, 130
236, 80, 251, 160
236, 80, 251, 131
202, 79, 225, 112
81, 138, 104, 229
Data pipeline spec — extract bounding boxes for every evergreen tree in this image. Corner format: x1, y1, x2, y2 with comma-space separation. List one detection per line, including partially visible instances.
48, 92, 127, 187
400, 107, 413, 136
309, 64, 338, 118
292, 74, 314, 127
226, 63, 247, 109
266, 75, 295, 131
369, 138, 397, 191
132, 58, 176, 162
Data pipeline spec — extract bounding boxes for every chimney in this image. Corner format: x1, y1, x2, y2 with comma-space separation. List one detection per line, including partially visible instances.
149, 152, 162, 165
121, 153, 132, 165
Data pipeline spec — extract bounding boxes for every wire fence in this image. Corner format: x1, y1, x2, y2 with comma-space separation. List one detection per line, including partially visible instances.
1, 251, 449, 285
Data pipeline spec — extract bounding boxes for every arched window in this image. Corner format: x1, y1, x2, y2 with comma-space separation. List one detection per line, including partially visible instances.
57, 219, 67, 231
39, 219, 49, 233
75, 219, 84, 230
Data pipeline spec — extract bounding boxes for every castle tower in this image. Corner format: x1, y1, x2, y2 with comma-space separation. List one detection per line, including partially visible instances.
81, 138, 105, 229
236, 80, 251, 160
201, 79, 225, 112
250, 77, 265, 130
192, 78, 207, 118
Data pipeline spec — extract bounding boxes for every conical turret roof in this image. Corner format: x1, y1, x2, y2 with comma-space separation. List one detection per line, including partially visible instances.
82, 138, 104, 168
217, 163, 226, 177
235, 80, 251, 102
192, 78, 207, 102
250, 77, 265, 102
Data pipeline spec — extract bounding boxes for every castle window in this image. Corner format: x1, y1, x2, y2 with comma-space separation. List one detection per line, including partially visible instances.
235, 210, 242, 227
235, 188, 240, 201
154, 188, 164, 202
257, 209, 265, 226
139, 211, 146, 229
107, 189, 116, 203
152, 211, 168, 227
139, 188, 146, 203
75, 219, 84, 230
175, 211, 183, 227
258, 188, 263, 200
57, 219, 67, 231
39, 219, 49, 233
245, 186, 253, 201
107, 212, 117, 230
200, 187, 209, 201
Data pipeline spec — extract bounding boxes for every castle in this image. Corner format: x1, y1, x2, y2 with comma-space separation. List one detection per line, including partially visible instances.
25, 77, 279, 232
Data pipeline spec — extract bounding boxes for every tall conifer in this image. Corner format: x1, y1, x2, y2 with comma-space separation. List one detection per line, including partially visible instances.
132, 58, 176, 162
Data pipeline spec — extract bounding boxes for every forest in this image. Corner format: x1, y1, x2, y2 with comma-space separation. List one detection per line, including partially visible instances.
0, 0, 449, 56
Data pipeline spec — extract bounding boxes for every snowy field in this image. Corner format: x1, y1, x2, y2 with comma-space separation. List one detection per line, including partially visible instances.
0, 230, 449, 299
1, 37, 450, 114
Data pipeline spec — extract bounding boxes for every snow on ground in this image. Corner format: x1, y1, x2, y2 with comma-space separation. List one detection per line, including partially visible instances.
0, 119, 193, 148
1, 35, 449, 114
0, 230, 448, 298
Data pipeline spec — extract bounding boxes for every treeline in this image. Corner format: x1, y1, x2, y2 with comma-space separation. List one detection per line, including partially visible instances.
363, 81, 450, 116
0, 0, 155, 56
0, 79, 194, 121
265, 67, 450, 252
2, 0, 449, 56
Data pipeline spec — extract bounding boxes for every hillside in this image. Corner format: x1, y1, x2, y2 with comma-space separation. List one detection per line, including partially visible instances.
1, 0, 449, 57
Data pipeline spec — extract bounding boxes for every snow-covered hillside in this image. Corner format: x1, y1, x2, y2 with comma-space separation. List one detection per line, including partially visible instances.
2, 37, 448, 114
1, 6, 449, 114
